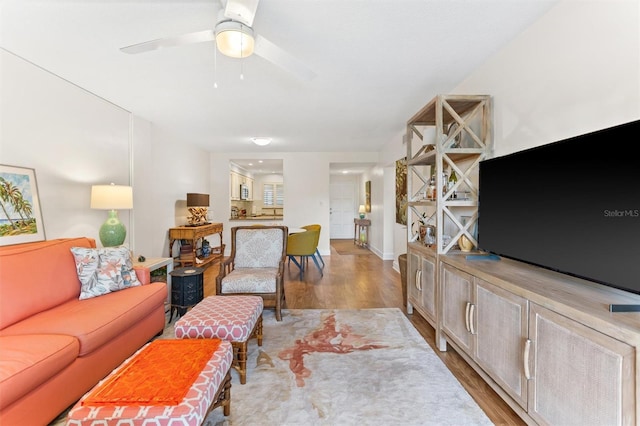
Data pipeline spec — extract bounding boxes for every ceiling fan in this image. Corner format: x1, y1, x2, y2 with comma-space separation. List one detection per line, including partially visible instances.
119, 0, 316, 81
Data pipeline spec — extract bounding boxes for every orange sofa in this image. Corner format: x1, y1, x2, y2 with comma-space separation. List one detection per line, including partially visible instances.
0, 237, 168, 425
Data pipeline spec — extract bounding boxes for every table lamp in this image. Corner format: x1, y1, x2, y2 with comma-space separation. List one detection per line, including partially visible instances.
91, 183, 133, 247
359, 205, 366, 219
186, 193, 210, 226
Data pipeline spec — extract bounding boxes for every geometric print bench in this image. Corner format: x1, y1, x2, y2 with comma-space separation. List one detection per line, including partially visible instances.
66, 339, 233, 425
174, 296, 263, 385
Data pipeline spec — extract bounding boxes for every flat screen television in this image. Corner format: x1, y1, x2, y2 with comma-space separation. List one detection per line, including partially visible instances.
477, 119, 640, 300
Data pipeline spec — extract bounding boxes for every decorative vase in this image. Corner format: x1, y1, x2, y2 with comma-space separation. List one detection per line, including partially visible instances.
202, 239, 211, 258
458, 234, 473, 252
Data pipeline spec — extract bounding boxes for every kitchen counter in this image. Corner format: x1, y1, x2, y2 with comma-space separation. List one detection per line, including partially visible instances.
229, 215, 284, 221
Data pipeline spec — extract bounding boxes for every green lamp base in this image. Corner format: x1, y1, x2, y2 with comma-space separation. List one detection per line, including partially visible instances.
99, 210, 126, 247
359, 213, 365, 219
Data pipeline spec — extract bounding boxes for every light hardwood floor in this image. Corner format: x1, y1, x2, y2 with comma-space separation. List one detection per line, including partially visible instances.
202, 239, 525, 426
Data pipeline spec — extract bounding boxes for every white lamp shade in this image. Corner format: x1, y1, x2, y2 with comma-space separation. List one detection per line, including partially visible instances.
91, 184, 133, 210
215, 21, 255, 58
358, 205, 366, 214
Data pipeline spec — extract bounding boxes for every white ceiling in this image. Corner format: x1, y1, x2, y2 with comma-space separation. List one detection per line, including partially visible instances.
1, 0, 558, 154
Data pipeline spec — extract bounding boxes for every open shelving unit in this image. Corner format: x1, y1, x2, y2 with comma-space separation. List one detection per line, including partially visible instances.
405, 94, 492, 341
406, 94, 492, 255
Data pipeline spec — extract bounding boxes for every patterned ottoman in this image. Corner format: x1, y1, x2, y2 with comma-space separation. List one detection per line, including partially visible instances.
174, 296, 263, 384
66, 339, 233, 426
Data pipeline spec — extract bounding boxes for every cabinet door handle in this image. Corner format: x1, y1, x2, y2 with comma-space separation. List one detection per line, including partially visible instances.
465, 302, 471, 332
469, 303, 476, 335
415, 270, 422, 291
523, 339, 532, 380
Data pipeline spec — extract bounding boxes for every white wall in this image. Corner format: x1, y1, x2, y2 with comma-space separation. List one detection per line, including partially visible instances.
1, 49, 131, 245
455, 0, 640, 157
1, 49, 213, 258
380, 0, 640, 269
149, 128, 211, 258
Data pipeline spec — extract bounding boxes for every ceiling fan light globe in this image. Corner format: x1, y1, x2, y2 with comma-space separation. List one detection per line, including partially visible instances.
215, 21, 255, 58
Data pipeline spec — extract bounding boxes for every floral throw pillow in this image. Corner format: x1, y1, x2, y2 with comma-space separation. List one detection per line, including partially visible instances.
70, 246, 141, 300
70, 247, 100, 294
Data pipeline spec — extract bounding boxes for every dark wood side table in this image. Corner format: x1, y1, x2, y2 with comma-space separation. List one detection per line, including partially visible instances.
169, 267, 204, 321
354, 218, 371, 249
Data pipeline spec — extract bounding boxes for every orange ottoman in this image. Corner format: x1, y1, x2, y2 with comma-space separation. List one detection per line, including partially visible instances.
66, 339, 233, 425
174, 296, 263, 384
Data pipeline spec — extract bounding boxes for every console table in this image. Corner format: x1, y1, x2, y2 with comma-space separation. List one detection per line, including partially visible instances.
353, 218, 371, 249
169, 223, 224, 268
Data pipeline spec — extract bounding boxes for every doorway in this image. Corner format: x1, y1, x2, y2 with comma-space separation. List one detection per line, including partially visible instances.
329, 176, 357, 239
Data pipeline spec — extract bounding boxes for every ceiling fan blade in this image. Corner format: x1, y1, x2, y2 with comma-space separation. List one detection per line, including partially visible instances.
120, 30, 215, 54
223, 0, 260, 27
254, 34, 316, 82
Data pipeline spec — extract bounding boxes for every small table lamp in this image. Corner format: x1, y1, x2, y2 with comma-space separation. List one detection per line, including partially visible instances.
358, 205, 366, 219
187, 193, 210, 226
91, 183, 133, 247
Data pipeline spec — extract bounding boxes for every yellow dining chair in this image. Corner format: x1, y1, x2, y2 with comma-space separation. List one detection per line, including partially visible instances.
301, 224, 324, 269
287, 228, 323, 280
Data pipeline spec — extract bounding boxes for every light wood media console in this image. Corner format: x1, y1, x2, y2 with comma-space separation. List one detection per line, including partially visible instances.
415, 250, 640, 425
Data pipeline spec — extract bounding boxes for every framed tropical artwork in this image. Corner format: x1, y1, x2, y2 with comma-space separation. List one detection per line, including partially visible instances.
0, 165, 46, 246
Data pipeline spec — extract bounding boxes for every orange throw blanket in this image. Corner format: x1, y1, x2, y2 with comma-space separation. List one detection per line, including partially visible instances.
83, 339, 221, 406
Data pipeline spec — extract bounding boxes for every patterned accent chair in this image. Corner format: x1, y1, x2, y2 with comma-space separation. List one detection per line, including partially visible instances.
216, 226, 288, 321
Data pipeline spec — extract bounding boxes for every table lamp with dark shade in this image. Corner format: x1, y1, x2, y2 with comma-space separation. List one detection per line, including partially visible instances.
90, 183, 133, 247
186, 193, 209, 226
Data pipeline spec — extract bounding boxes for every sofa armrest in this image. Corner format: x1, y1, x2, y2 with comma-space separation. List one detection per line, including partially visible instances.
133, 266, 151, 285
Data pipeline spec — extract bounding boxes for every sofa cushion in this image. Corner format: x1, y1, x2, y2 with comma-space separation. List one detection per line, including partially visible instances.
0, 283, 166, 356
0, 334, 80, 410
70, 246, 141, 300
0, 237, 95, 330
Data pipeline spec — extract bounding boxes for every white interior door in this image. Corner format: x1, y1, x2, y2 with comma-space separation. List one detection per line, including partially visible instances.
330, 180, 357, 239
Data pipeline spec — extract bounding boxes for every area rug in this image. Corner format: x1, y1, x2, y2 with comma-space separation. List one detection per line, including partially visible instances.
161, 308, 492, 426
331, 239, 374, 255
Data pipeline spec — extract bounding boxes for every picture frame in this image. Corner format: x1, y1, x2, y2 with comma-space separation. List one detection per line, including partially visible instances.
0, 165, 46, 246
395, 158, 407, 225
365, 180, 371, 212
